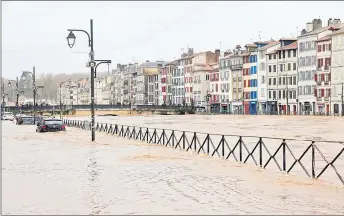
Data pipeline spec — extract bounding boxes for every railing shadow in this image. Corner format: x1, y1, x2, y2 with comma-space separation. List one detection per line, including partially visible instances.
64, 119, 344, 185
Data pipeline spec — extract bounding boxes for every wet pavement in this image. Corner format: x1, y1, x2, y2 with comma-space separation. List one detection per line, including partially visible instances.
2, 118, 344, 215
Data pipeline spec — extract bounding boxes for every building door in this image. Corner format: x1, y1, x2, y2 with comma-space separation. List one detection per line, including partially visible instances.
250, 103, 257, 115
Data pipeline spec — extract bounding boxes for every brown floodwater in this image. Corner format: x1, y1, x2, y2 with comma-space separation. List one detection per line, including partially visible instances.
2, 117, 344, 215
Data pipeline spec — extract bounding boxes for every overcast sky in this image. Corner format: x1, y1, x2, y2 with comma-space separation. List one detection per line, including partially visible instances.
2, 1, 344, 79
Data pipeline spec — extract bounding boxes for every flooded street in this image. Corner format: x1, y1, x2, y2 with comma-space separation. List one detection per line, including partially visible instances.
2, 117, 344, 215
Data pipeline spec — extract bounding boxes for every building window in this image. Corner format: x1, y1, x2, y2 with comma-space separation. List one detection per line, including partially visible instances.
268, 78, 271, 86
269, 65, 272, 72
288, 63, 291, 71
293, 63, 297, 71
273, 65, 276, 72
273, 78, 276, 85
288, 50, 291, 58
261, 75, 265, 84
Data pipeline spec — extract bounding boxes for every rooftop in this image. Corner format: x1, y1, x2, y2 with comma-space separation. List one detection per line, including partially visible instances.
315, 35, 331, 42
298, 23, 344, 38
258, 41, 280, 51
277, 41, 298, 51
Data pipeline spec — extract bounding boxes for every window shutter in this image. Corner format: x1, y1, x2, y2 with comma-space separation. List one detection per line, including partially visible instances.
329, 44, 332, 51
321, 89, 325, 97
244, 80, 246, 87
329, 73, 331, 81
321, 73, 325, 81
314, 74, 318, 81
314, 88, 317, 97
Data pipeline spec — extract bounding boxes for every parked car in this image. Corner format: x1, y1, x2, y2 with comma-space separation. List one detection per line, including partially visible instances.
36, 119, 66, 132
2, 112, 14, 121
14, 113, 24, 123
17, 115, 35, 125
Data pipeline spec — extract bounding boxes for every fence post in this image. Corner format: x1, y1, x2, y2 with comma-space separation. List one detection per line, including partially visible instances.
259, 137, 263, 167
222, 135, 225, 158
311, 141, 315, 178
194, 132, 197, 151
282, 139, 286, 171
207, 134, 210, 155
162, 129, 165, 145
182, 131, 186, 150
239, 136, 242, 162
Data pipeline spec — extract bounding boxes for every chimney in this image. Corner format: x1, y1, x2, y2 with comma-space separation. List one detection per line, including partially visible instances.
306, 22, 313, 32
301, 29, 307, 35
224, 52, 230, 57
313, 19, 322, 30
328, 18, 333, 26
215, 49, 220, 62
188, 48, 194, 56
117, 63, 121, 69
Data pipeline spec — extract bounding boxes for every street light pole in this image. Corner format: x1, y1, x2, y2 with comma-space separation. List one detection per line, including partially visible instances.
67, 19, 96, 141
22, 67, 36, 124
8, 76, 19, 109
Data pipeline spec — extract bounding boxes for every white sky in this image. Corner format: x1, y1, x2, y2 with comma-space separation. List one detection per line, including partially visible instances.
2, 1, 344, 79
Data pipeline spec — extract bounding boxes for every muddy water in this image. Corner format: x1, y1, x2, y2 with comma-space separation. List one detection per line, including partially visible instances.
68, 115, 344, 185
2, 120, 344, 215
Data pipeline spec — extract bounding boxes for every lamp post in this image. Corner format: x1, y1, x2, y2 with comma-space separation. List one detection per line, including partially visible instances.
58, 82, 63, 120
66, 18, 111, 141
1, 82, 9, 110
8, 77, 19, 109
22, 67, 38, 124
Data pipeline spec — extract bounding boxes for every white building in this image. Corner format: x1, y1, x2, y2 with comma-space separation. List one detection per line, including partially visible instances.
276, 41, 298, 114
192, 64, 211, 107
219, 54, 231, 112
330, 28, 344, 115
257, 41, 280, 114
297, 18, 343, 115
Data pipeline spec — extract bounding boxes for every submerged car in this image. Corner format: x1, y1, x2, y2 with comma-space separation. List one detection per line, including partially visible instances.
36, 119, 66, 132
2, 112, 14, 121
17, 115, 35, 125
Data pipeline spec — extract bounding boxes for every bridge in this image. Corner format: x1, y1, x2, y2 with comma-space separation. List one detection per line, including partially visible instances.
3, 104, 196, 116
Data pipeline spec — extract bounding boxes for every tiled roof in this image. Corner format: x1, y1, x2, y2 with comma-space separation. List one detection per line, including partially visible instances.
279, 38, 297, 41
277, 41, 298, 51
266, 50, 278, 55
315, 35, 331, 42
298, 23, 344, 38
239, 52, 250, 57
258, 41, 280, 51
328, 27, 344, 37
245, 44, 256, 47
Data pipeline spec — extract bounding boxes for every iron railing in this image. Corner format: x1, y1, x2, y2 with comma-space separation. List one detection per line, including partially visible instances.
63, 119, 344, 185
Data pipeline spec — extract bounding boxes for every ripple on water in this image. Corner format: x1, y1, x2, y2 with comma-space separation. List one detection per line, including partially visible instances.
2, 121, 344, 215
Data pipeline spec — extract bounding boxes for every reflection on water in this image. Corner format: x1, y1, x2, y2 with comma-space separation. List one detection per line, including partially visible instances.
2, 121, 344, 215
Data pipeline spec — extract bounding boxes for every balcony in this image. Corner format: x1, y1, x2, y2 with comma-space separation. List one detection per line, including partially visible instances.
317, 81, 322, 86
230, 64, 243, 70
324, 97, 330, 101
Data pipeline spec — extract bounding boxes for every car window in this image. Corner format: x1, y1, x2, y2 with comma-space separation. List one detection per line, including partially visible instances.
44, 120, 63, 125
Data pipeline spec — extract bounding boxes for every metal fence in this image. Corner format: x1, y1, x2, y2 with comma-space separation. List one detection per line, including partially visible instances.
63, 119, 344, 185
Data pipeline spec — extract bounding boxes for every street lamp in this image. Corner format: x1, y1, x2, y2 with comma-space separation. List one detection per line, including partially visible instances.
66, 19, 111, 141
8, 77, 19, 108
1, 82, 9, 109
67, 20, 96, 141
22, 68, 38, 124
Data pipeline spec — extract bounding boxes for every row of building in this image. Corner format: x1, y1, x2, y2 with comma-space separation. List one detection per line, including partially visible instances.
58, 18, 344, 115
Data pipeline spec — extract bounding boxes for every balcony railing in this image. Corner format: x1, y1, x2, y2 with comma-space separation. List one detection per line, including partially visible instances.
230, 64, 243, 70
